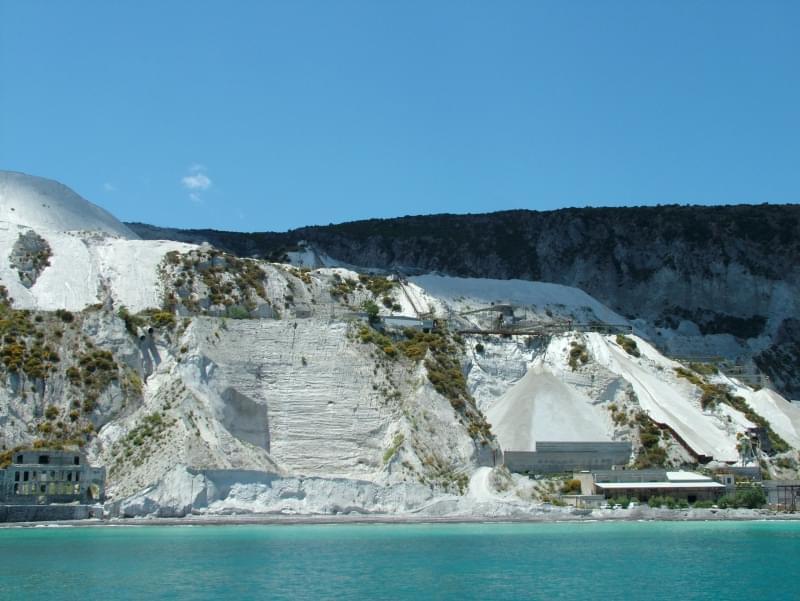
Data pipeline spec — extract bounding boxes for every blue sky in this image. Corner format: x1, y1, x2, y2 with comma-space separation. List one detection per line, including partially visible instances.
1, 1, 798, 232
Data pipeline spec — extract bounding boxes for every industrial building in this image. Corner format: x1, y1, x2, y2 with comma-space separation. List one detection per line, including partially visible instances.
573, 469, 725, 503
503, 441, 632, 474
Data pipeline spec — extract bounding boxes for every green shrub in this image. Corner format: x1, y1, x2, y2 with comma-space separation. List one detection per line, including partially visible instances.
359, 274, 397, 297
362, 300, 380, 323
117, 306, 145, 335
568, 341, 589, 370
689, 362, 718, 376
717, 486, 767, 509
226, 306, 250, 319
674, 366, 704, 386
648, 495, 678, 509
634, 412, 668, 468
383, 433, 405, 464
735, 485, 767, 508
615, 334, 641, 357
55, 309, 74, 323
148, 311, 176, 329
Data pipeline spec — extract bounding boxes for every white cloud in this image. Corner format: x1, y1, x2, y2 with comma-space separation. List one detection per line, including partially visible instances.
181, 165, 212, 201
182, 173, 211, 191
103, 182, 117, 192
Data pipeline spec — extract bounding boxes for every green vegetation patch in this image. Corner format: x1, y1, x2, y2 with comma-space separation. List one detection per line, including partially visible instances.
0, 293, 60, 379
674, 366, 704, 387
383, 433, 405, 464
717, 485, 767, 509
568, 341, 589, 370
109, 411, 177, 472
358, 274, 397, 298
688, 362, 718, 376
164, 249, 267, 314
287, 267, 313, 285
633, 412, 668, 468
357, 325, 397, 357
356, 324, 493, 443
676, 365, 789, 454
71, 348, 120, 414
330, 273, 358, 299
615, 334, 641, 357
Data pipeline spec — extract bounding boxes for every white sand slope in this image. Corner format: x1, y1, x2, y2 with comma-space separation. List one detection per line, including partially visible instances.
410, 274, 628, 324
0, 170, 137, 237
0, 226, 195, 312
585, 333, 740, 461
747, 389, 800, 449
722, 380, 800, 449
0, 171, 197, 312
486, 365, 611, 451
93, 238, 197, 311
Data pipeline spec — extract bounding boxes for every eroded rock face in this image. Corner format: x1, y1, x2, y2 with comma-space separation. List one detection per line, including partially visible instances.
756, 319, 800, 399
9, 229, 51, 288
128, 204, 800, 399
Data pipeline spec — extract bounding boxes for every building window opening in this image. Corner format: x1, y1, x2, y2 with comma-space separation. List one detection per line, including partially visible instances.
16, 454, 22, 463
67, 473, 72, 482
14, 472, 20, 482
74, 456, 80, 465
23, 471, 29, 482
38, 455, 49, 465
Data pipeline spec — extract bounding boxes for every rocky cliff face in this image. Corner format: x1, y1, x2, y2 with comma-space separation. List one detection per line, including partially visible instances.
2, 172, 799, 519
129, 204, 800, 397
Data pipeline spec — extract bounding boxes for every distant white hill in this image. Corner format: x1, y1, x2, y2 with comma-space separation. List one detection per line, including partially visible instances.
0, 170, 137, 238
0, 170, 194, 311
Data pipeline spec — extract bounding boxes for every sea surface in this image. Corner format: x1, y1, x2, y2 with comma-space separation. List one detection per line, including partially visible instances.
0, 520, 798, 600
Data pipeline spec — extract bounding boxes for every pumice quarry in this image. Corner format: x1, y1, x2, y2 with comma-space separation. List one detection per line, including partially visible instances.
1, 169, 799, 523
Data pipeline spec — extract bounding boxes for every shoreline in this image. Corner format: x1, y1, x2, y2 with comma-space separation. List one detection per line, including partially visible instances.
3, 508, 799, 529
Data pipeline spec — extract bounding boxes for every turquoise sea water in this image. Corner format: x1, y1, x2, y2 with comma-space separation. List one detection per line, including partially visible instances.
0, 521, 798, 600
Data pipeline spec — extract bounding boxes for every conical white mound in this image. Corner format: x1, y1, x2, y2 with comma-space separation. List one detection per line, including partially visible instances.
0, 170, 137, 238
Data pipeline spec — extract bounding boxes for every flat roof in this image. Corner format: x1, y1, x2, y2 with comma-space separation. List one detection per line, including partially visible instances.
595, 481, 725, 490
666, 471, 712, 482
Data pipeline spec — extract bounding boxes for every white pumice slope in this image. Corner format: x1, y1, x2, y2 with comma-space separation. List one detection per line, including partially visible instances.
0, 171, 137, 238
0, 171, 196, 311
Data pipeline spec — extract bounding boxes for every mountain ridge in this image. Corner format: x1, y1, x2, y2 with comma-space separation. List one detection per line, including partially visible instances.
128, 204, 800, 397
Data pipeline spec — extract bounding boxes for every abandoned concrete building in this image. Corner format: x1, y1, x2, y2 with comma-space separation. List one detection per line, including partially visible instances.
0, 449, 105, 505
